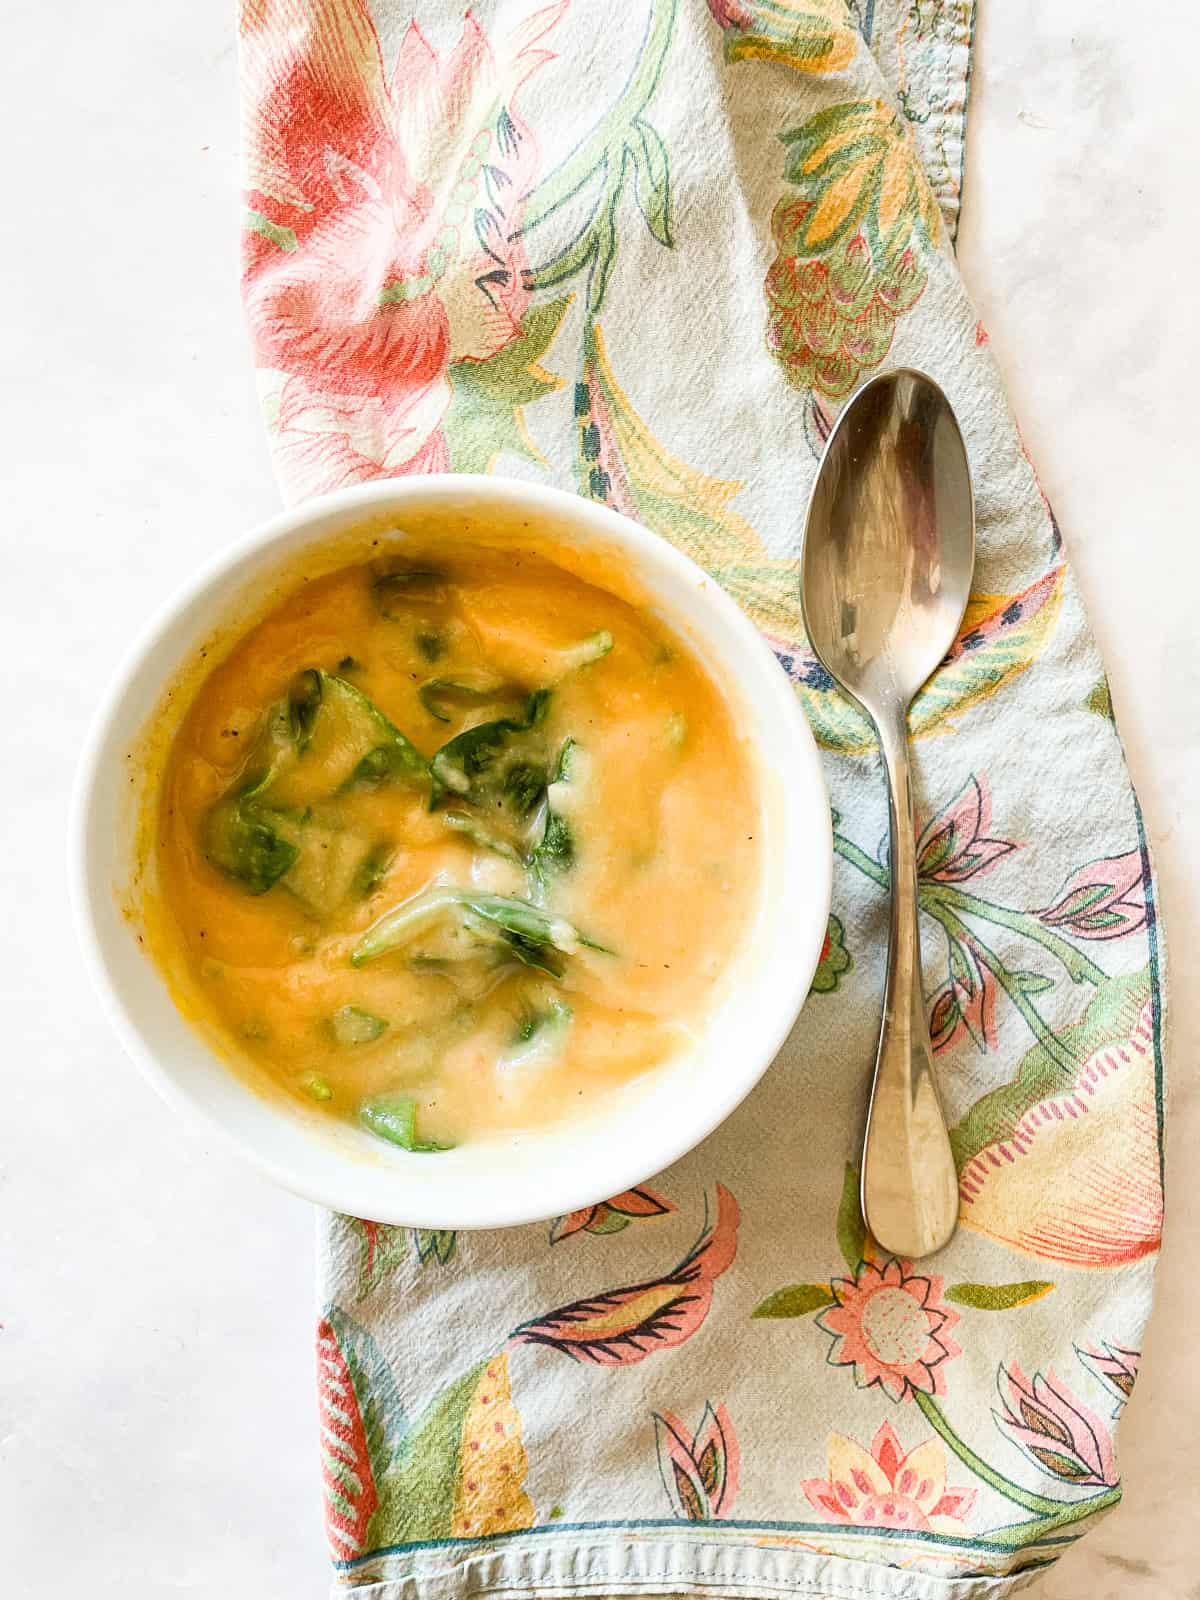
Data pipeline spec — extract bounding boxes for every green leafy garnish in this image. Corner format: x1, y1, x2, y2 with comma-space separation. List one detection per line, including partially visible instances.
329, 1005, 388, 1045
553, 738, 578, 783
533, 811, 574, 878
360, 1095, 452, 1152
429, 690, 553, 848
415, 631, 447, 662
503, 997, 573, 1068
277, 815, 384, 918
303, 1073, 333, 1102
203, 672, 424, 910
350, 885, 605, 978
352, 843, 394, 899
503, 762, 546, 817
442, 813, 524, 862
665, 712, 688, 748
530, 738, 579, 897
418, 676, 528, 725
237, 670, 427, 808
371, 565, 448, 619
551, 630, 613, 674
315, 674, 426, 793
512, 997, 571, 1045
287, 669, 323, 747
203, 783, 299, 895
347, 741, 423, 790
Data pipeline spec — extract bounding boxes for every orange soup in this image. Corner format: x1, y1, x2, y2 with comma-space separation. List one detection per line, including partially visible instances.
152, 540, 760, 1151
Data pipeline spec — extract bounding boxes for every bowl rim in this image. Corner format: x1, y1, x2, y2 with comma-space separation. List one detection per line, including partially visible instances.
70, 474, 832, 1227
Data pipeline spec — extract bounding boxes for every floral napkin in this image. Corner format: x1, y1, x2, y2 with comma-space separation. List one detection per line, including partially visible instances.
238, 2, 1167, 1596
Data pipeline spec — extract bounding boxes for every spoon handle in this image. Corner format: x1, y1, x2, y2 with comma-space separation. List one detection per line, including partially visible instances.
861, 706, 960, 1259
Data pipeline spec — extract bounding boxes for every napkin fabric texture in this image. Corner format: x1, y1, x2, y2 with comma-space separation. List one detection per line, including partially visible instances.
238, 2, 1167, 1595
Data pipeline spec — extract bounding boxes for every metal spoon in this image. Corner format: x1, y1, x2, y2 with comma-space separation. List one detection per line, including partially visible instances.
801, 369, 975, 1259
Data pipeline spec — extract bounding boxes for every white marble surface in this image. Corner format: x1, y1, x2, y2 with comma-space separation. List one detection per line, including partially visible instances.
2, 1, 1196, 1595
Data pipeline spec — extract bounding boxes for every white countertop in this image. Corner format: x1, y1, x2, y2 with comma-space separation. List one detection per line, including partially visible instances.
2, 1, 1196, 1595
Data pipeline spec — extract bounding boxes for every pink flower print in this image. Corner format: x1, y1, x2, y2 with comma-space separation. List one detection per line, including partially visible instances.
654, 1402, 740, 1520
916, 775, 1015, 884
550, 1186, 674, 1244
512, 1187, 739, 1366
929, 934, 999, 1057
1076, 1342, 1140, 1410
995, 1364, 1117, 1487
1037, 851, 1147, 941
816, 1258, 961, 1401
802, 1422, 976, 1534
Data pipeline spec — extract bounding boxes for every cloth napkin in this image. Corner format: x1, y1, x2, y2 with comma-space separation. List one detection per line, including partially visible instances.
238, 2, 1167, 1595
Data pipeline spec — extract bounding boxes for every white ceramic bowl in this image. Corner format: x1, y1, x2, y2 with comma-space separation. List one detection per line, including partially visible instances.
71, 477, 831, 1228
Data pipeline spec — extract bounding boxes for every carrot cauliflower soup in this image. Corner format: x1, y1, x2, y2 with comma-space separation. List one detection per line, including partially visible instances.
151, 537, 761, 1152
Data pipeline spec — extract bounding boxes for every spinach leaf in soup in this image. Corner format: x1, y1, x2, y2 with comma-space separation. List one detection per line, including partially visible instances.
530, 738, 579, 898
429, 689, 553, 848
503, 996, 573, 1068
352, 843, 395, 899
418, 675, 529, 725
442, 812, 525, 863
203, 783, 299, 895
287, 668, 323, 747
235, 668, 428, 808
350, 885, 604, 980
202, 671, 425, 911
546, 630, 613, 675
360, 1094, 452, 1152
370, 564, 449, 618
303, 671, 426, 796
329, 1005, 388, 1045
276, 811, 387, 918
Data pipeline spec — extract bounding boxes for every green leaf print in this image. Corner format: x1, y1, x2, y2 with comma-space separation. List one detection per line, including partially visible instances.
632, 117, 672, 245
245, 209, 297, 251
372, 1351, 533, 1545
835, 1162, 867, 1271
379, 1361, 486, 1543
949, 968, 1152, 1170
751, 1283, 836, 1317
810, 914, 852, 994
443, 299, 572, 473
346, 1218, 409, 1302
945, 1281, 1055, 1311
1086, 677, 1115, 720
522, 0, 677, 314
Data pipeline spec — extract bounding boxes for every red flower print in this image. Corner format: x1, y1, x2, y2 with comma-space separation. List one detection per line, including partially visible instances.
510, 1187, 739, 1366
316, 1308, 406, 1560
1036, 850, 1147, 941
802, 1422, 976, 1534
654, 1402, 740, 1520
816, 1258, 961, 1401
707, 0, 753, 24
995, 1364, 1117, 1487
916, 775, 1015, 884
240, 0, 564, 498
550, 1186, 674, 1244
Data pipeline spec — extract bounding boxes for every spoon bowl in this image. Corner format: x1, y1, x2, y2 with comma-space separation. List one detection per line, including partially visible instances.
802, 369, 974, 713
802, 369, 975, 1259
